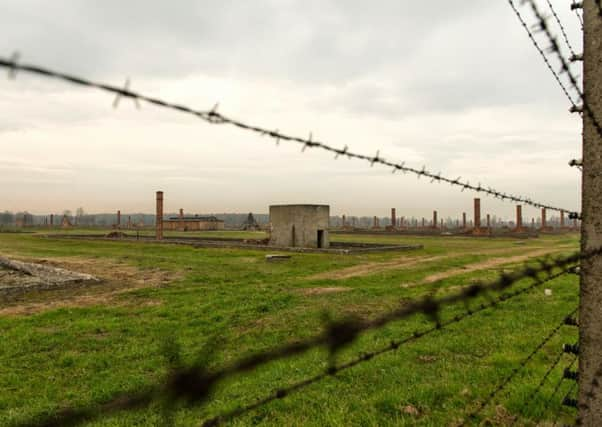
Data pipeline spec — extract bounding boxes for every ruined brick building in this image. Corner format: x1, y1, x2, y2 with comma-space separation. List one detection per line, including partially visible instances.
162, 209, 224, 231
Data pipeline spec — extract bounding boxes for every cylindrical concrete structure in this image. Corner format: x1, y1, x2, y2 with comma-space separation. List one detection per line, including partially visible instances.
516, 205, 523, 228
269, 204, 330, 248
433, 211, 438, 229
391, 208, 396, 229
50, 214, 54, 227
117, 210, 121, 227
486, 214, 490, 229
474, 198, 481, 229
342, 214, 346, 227
156, 191, 164, 240
541, 208, 547, 228
462, 212, 467, 229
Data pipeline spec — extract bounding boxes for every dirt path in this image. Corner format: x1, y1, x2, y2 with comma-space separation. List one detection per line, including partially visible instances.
421, 247, 568, 284
309, 245, 573, 281
310, 255, 445, 280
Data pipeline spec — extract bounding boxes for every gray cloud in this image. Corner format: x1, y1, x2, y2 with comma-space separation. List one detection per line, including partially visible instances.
0, 0, 584, 215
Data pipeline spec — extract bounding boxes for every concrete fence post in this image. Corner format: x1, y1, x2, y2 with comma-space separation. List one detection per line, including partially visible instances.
579, 1, 602, 425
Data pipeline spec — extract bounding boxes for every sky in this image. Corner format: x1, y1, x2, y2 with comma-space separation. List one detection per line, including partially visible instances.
0, 0, 584, 220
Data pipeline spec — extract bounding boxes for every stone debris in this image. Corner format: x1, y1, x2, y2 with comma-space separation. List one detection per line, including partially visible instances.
265, 254, 292, 262
0, 255, 100, 297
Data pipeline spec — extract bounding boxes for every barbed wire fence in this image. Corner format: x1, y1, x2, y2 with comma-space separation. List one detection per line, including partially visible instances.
2, 0, 600, 426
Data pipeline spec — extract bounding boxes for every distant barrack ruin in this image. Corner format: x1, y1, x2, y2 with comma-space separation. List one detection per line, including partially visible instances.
163, 209, 224, 231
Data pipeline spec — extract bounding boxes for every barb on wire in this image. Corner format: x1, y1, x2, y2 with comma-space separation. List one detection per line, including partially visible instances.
461, 306, 578, 425
506, 0, 578, 107
520, 0, 602, 140
571, 1, 584, 29
16, 249, 590, 427
544, 0, 577, 57
543, 356, 578, 414
0, 56, 577, 217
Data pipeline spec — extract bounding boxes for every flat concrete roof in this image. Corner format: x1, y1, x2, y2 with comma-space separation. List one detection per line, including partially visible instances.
269, 204, 330, 208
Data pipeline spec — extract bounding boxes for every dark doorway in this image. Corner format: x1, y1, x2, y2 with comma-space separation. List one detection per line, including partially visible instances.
317, 230, 324, 248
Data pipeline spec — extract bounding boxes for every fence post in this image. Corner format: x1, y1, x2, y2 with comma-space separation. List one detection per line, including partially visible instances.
579, 1, 602, 425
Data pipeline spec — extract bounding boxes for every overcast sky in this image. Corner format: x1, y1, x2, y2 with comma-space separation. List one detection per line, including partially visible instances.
0, 0, 584, 220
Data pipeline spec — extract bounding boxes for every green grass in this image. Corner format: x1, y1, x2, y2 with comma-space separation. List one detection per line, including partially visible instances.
0, 231, 581, 426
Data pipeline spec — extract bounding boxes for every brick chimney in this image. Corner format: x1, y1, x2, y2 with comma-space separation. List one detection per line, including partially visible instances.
474, 198, 481, 230
156, 191, 163, 240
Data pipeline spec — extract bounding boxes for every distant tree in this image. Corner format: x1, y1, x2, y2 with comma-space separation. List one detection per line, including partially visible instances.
0, 211, 14, 225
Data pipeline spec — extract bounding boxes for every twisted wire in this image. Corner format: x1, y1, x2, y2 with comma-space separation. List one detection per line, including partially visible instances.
543, 355, 578, 413
461, 306, 579, 425
549, 379, 579, 426
506, 0, 578, 106
0, 57, 577, 216
509, 347, 571, 426
522, 0, 602, 140
545, 0, 577, 56
571, 1, 585, 29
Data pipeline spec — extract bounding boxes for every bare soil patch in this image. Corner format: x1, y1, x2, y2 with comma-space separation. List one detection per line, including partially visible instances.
310, 255, 445, 280
298, 287, 350, 296
421, 248, 566, 284
309, 245, 571, 281
0, 256, 179, 316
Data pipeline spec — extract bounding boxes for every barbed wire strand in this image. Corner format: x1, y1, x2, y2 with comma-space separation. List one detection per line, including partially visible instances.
200, 267, 576, 426
0, 57, 577, 217
543, 356, 578, 415
544, 0, 577, 56
553, 380, 579, 425
508, 347, 571, 426
506, 0, 578, 106
461, 306, 578, 426
521, 0, 602, 140
571, 1, 584, 29
16, 250, 588, 427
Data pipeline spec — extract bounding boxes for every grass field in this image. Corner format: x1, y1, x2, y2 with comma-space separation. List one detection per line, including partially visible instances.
0, 230, 581, 426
